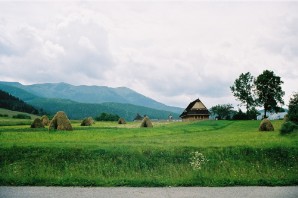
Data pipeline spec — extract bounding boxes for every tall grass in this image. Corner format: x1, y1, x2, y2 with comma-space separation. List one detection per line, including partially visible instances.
0, 119, 297, 186
0, 146, 296, 186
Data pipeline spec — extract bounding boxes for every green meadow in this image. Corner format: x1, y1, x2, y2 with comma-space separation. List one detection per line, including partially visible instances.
0, 116, 297, 186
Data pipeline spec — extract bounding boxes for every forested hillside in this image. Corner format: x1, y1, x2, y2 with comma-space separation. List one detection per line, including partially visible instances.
0, 82, 181, 120
0, 90, 39, 115
28, 98, 179, 120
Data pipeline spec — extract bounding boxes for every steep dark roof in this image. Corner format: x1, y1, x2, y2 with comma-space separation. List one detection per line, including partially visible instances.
179, 98, 210, 118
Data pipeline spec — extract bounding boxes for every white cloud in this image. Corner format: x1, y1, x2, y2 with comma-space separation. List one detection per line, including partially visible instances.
43, 40, 65, 59
0, 3, 115, 84
0, 1, 297, 108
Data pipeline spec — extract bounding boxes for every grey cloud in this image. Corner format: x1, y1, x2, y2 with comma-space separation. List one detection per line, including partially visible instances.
56, 19, 115, 78
257, 4, 298, 61
0, 12, 115, 84
0, 39, 15, 56
149, 77, 231, 98
125, 60, 231, 99
1, 1, 298, 108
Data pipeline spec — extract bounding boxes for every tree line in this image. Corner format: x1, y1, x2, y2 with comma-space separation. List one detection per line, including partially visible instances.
210, 70, 285, 120
95, 112, 120, 121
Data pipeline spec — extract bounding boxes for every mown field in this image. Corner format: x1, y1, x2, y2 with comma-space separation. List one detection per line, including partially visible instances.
0, 116, 297, 186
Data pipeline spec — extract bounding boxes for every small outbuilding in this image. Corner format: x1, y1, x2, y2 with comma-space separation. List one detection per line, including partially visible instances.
180, 98, 210, 121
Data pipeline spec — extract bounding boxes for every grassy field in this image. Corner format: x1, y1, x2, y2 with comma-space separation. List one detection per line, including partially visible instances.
0, 108, 39, 126
0, 116, 297, 186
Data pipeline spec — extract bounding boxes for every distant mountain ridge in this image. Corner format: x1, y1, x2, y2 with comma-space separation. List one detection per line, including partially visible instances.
0, 81, 182, 120
0, 81, 182, 114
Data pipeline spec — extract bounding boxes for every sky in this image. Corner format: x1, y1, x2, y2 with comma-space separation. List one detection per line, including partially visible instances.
0, 1, 297, 109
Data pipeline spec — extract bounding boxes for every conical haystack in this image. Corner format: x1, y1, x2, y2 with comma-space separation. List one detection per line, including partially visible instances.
259, 118, 274, 131
41, 115, 50, 126
49, 111, 72, 131
118, 117, 126, 124
31, 118, 44, 128
81, 117, 94, 126
140, 116, 153, 128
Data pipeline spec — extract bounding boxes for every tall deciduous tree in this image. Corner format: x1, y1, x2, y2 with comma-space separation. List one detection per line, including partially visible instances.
230, 72, 255, 112
254, 70, 284, 118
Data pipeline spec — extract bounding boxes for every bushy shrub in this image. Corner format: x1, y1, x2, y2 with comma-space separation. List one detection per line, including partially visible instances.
12, 114, 31, 119
280, 93, 298, 135
288, 93, 298, 124
95, 113, 120, 121
0, 114, 8, 117
233, 108, 260, 120
280, 121, 297, 135
283, 114, 289, 122
232, 109, 247, 120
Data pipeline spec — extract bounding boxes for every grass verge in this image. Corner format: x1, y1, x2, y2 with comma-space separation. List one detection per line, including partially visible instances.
0, 146, 297, 186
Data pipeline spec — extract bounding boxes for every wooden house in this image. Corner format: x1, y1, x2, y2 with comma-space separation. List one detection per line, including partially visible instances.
179, 98, 210, 121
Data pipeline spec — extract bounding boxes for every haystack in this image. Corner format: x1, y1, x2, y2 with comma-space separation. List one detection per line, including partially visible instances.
140, 116, 153, 128
81, 117, 94, 126
31, 118, 44, 128
49, 111, 72, 131
259, 118, 274, 131
118, 117, 126, 124
41, 115, 50, 126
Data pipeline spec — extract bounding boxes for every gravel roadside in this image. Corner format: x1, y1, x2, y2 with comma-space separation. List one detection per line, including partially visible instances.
1, 186, 298, 198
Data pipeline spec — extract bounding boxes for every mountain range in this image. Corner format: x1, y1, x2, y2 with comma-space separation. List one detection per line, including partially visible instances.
0, 81, 183, 120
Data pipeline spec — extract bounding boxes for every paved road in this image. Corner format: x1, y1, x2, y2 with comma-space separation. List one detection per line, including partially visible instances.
1, 186, 298, 198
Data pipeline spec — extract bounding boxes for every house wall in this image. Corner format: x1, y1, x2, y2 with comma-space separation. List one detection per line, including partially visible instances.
182, 115, 209, 121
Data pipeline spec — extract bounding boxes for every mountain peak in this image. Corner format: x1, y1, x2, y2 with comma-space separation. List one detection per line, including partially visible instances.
0, 81, 22, 86
0, 81, 183, 114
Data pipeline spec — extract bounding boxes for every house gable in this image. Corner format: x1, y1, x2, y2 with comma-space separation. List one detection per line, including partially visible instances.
191, 101, 207, 110
179, 98, 210, 121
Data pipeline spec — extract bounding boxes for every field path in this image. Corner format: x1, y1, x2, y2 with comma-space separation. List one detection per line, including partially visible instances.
1, 186, 297, 198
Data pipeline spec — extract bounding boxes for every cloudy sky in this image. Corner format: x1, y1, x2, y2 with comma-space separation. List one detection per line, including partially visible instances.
0, 1, 297, 108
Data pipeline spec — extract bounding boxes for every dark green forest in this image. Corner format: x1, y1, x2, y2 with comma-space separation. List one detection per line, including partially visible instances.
28, 97, 178, 120
0, 90, 39, 115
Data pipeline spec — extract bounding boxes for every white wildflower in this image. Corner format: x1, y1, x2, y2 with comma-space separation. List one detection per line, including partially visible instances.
189, 151, 208, 170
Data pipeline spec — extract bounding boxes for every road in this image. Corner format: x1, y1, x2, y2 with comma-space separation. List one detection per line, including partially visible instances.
0, 186, 297, 198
